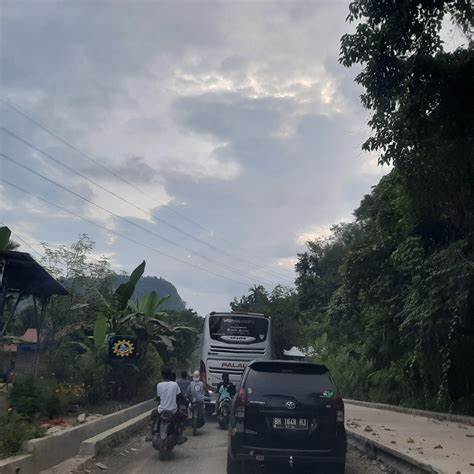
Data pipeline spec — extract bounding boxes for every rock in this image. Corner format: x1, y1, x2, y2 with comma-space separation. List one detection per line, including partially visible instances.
407, 437, 414, 443
95, 463, 108, 470
46, 426, 63, 435
364, 425, 373, 432
390, 441, 396, 444
130, 447, 139, 452
434, 444, 443, 449
77, 413, 86, 424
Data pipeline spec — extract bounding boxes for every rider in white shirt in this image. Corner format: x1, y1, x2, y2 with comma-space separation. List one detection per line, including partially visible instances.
155, 369, 187, 444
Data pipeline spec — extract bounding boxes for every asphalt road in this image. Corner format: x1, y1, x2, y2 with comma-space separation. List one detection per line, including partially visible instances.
82, 422, 389, 474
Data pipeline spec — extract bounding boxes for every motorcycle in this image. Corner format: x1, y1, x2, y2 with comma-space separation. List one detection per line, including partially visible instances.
217, 398, 231, 429
151, 409, 177, 460
190, 401, 205, 436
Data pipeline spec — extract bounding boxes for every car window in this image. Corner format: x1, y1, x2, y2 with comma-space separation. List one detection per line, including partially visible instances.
244, 365, 337, 398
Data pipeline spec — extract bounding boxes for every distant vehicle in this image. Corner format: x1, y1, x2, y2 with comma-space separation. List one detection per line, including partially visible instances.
200, 312, 273, 412
227, 360, 347, 474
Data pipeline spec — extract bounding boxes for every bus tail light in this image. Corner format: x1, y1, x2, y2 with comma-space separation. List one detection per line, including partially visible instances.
235, 388, 247, 419
335, 394, 344, 423
199, 360, 207, 382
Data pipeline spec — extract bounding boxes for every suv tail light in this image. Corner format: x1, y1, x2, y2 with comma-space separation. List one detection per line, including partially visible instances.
235, 388, 247, 419
199, 360, 206, 383
335, 394, 344, 423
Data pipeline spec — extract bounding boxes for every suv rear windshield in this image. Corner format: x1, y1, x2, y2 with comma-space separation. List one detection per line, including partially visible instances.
244, 363, 337, 398
209, 315, 268, 344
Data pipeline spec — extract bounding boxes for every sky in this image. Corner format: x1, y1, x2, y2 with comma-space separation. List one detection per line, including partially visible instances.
0, 0, 388, 314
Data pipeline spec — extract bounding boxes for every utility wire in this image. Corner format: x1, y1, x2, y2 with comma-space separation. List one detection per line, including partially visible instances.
0, 176, 253, 289
0, 152, 277, 287
0, 97, 295, 281
1, 127, 285, 287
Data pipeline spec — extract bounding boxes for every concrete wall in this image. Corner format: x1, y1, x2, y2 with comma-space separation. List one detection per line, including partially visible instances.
0, 399, 155, 474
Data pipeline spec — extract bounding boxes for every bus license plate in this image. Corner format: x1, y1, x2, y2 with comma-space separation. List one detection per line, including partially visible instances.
273, 417, 308, 430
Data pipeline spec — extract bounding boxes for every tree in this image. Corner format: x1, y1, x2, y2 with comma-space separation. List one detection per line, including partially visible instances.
340, 0, 474, 236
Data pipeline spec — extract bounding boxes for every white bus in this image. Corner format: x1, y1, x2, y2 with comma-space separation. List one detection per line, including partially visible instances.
200, 311, 273, 409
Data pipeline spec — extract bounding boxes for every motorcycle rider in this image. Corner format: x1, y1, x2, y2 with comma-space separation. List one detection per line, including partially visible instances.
216, 373, 236, 411
186, 370, 208, 427
155, 368, 187, 444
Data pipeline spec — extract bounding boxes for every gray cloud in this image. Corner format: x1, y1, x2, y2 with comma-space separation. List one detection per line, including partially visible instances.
0, 0, 386, 313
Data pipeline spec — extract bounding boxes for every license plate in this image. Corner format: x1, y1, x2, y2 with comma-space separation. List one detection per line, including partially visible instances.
273, 417, 308, 430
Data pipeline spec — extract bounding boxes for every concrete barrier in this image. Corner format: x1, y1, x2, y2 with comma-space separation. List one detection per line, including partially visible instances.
347, 430, 439, 474
44, 411, 150, 473
0, 399, 155, 474
79, 411, 150, 456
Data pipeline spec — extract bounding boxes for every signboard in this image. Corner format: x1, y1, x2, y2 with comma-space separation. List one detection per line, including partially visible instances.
108, 335, 138, 360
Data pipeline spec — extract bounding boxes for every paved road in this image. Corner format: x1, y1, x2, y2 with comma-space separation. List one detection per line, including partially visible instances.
82, 422, 388, 474
346, 404, 474, 474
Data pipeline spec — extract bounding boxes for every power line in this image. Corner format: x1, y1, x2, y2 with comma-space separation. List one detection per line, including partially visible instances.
0, 97, 295, 281
0, 176, 254, 289
0, 152, 280, 287
1, 126, 287, 287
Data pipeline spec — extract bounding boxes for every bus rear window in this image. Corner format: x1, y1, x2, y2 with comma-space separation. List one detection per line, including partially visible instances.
209, 315, 268, 344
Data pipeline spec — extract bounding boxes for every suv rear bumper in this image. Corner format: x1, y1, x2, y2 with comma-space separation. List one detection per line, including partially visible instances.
233, 446, 345, 465
229, 427, 346, 466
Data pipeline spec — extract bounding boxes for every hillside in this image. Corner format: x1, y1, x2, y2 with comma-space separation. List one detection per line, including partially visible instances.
112, 275, 186, 311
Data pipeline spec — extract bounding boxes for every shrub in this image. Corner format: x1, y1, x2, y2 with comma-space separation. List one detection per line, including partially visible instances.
77, 350, 109, 403
9, 376, 81, 419
0, 413, 46, 458
9, 376, 43, 420
138, 345, 163, 394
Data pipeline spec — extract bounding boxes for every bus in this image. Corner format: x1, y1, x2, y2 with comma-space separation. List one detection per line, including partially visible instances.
200, 311, 273, 410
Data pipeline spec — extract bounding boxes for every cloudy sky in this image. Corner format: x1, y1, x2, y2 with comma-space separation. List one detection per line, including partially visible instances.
0, 0, 387, 314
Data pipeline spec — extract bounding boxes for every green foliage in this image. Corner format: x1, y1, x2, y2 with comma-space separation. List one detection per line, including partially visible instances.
0, 413, 46, 458
9, 376, 44, 419
296, 170, 474, 414
9, 376, 79, 419
274, 0, 474, 415
161, 309, 202, 367
114, 260, 146, 311
93, 316, 107, 348
340, 0, 474, 235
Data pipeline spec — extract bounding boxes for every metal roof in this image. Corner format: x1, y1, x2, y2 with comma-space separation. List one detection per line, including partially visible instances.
0, 250, 68, 297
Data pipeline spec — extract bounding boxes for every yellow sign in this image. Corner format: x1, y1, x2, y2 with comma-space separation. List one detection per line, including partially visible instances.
112, 339, 135, 358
